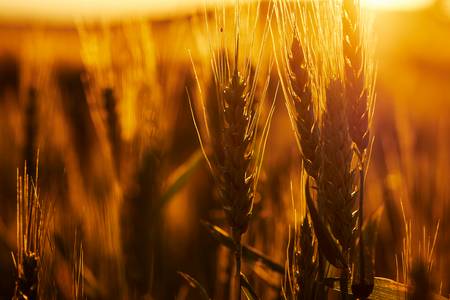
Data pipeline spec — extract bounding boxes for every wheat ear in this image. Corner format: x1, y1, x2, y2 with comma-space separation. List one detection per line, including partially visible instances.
342, 0, 370, 155
319, 79, 353, 252
318, 79, 354, 296
288, 37, 321, 180
189, 2, 274, 298
295, 215, 317, 299
342, 1, 375, 297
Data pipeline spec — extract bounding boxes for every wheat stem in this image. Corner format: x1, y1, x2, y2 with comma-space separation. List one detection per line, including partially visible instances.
359, 162, 365, 297
232, 229, 242, 300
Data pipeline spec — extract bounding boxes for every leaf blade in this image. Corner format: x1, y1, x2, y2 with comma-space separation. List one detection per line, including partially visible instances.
305, 179, 347, 269
201, 221, 285, 274
240, 273, 260, 300
158, 149, 203, 210
177, 271, 211, 300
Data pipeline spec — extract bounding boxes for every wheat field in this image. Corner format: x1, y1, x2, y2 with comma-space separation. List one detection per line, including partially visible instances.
0, 0, 449, 299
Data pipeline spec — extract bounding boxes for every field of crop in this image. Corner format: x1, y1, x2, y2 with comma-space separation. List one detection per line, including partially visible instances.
0, 0, 449, 299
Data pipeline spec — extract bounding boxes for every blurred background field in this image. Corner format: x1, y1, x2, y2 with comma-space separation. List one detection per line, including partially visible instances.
0, 0, 449, 299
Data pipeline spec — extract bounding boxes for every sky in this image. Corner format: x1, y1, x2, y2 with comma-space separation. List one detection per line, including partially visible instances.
0, 0, 438, 21
364, 0, 434, 10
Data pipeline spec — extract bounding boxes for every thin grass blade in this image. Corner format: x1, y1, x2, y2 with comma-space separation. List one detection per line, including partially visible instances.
177, 271, 211, 300
305, 179, 347, 269
201, 221, 284, 274
240, 272, 260, 300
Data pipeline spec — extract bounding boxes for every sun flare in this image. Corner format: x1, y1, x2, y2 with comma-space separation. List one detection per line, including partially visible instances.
363, 0, 434, 10
0, 0, 438, 21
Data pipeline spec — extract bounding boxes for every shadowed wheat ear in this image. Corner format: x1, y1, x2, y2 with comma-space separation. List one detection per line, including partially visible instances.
318, 78, 353, 255
271, 0, 322, 181
189, 1, 274, 298
288, 36, 320, 180
342, 1, 377, 298
13, 158, 49, 300
272, 0, 353, 293
284, 173, 318, 300
317, 77, 354, 297
342, 0, 376, 157
293, 214, 317, 299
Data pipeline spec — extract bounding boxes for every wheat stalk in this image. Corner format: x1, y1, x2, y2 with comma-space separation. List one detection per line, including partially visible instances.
13, 159, 48, 300
342, 0, 370, 155
318, 78, 354, 253
72, 235, 84, 300
272, 0, 322, 182
294, 215, 317, 299
189, 2, 274, 298
317, 77, 355, 297
342, 1, 376, 297
288, 36, 321, 181
273, 0, 356, 295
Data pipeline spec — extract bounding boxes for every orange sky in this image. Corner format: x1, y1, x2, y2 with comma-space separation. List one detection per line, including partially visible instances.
365, 0, 434, 9
0, 0, 437, 21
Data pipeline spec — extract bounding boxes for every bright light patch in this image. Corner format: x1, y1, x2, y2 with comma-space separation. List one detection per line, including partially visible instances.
0, 0, 437, 21
363, 0, 434, 10
0, 0, 201, 21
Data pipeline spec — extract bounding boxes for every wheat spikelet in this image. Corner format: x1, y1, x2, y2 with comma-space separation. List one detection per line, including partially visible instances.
272, 0, 323, 181
342, 2, 377, 297
317, 78, 355, 298
274, 1, 358, 294
219, 68, 256, 300
342, 0, 370, 154
195, 47, 260, 244
318, 79, 354, 253
288, 37, 321, 180
191, 0, 271, 243
294, 215, 317, 299
189, 2, 274, 298
220, 70, 256, 238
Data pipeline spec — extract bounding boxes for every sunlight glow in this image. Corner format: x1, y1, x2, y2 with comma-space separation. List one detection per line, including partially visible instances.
363, 0, 434, 10
0, 0, 200, 21
0, 0, 438, 21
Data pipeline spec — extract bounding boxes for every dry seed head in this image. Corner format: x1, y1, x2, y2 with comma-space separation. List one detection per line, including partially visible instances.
306, 0, 345, 84
318, 79, 354, 252
273, 0, 345, 181
218, 70, 256, 235
289, 37, 320, 180
272, 0, 322, 180
14, 161, 48, 300
294, 215, 317, 299
191, 1, 273, 236
274, 0, 356, 262
342, 0, 373, 154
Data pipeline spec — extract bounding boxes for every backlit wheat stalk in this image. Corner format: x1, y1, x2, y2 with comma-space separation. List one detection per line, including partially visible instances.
190, 1, 274, 298
318, 78, 354, 296
272, 0, 322, 182
13, 160, 49, 300
342, 0, 376, 297
274, 0, 376, 298
79, 22, 175, 297
72, 235, 84, 300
